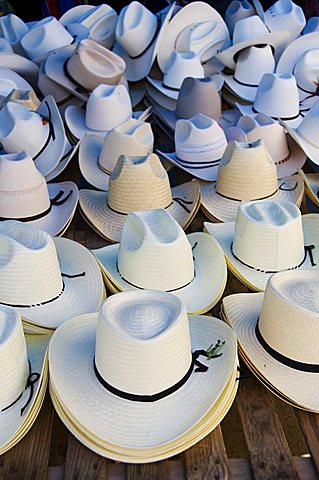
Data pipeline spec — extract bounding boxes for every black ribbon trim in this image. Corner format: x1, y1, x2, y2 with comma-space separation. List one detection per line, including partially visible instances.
128, 16, 161, 59
1, 360, 40, 416
175, 155, 220, 169
93, 349, 210, 402
57, 93, 74, 108
98, 161, 111, 175
162, 83, 180, 91
255, 320, 319, 373
215, 188, 278, 202
230, 243, 316, 273
0, 190, 73, 222
33, 101, 56, 161
107, 197, 193, 215
64, 121, 79, 146
233, 76, 259, 88
252, 106, 301, 121
63, 59, 90, 95
279, 181, 298, 192
59, 147, 74, 164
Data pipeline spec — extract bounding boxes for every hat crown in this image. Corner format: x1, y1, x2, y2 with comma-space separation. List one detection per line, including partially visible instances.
176, 20, 226, 62
85, 84, 132, 131
237, 114, 289, 164
116, 2, 157, 57
296, 98, 319, 146
234, 45, 275, 85
118, 209, 194, 290
0, 14, 28, 45
176, 76, 221, 120
0, 306, 28, 410
95, 290, 192, 395
254, 73, 299, 119
259, 270, 319, 364
79, 4, 117, 48
216, 140, 278, 201
0, 220, 63, 306
175, 113, 227, 162
0, 37, 13, 53
99, 118, 154, 172
233, 200, 304, 271
163, 51, 205, 90
233, 15, 269, 44
265, 0, 305, 39
0, 152, 51, 219
108, 153, 172, 214
225, 0, 255, 35
294, 49, 319, 93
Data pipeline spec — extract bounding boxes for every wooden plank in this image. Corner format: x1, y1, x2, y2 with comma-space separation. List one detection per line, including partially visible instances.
127, 460, 172, 480
0, 394, 54, 480
64, 434, 108, 480
184, 425, 232, 480
236, 376, 300, 480
295, 410, 319, 473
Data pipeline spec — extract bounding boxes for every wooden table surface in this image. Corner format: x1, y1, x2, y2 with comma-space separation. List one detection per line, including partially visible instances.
0, 149, 319, 480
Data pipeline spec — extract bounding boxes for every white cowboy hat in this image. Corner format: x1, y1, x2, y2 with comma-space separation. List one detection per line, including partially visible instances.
236, 73, 305, 128
92, 209, 227, 314
236, 113, 306, 178
222, 45, 275, 102
225, 0, 255, 35
0, 52, 39, 89
79, 118, 154, 191
0, 94, 67, 178
0, 14, 28, 54
157, 2, 230, 73
153, 76, 222, 132
0, 220, 105, 330
199, 140, 304, 223
281, 99, 319, 166
0, 305, 49, 454
0, 37, 13, 53
0, 66, 32, 97
48, 290, 237, 458
79, 153, 201, 243
158, 113, 227, 182
216, 15, 289, 70
205, 200, 319, 292
264, 0, 306, 41
20, 16, 73, 64
222, 269, 319, 412
0, 151, 78, 236
45, 39, 126, 102
113, 2, 176, 82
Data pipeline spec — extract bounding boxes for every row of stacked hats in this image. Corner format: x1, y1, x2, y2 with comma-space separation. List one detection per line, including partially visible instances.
0, 0, 318, 463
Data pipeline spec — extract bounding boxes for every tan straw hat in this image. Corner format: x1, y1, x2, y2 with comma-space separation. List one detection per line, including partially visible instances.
222, 269, 319, 412
0, 305, 50, 454
199, 140, 304, 223
79, 153, 200, 243
205, 200, 319, 291
298, 169, 319, 209
0, 220, 105, 330
48, 290, 237, 458
92, 209, 227, 314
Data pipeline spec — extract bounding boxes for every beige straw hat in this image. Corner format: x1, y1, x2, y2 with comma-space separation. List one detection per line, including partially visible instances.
92, 209, 227, 314
79, 153, 200, 243
222, 269, 319, 412
0, 220, 105, 330
199, 140, 304, 223
205, 200, 319, 292
79, 118, 154, 191
0, 305, 49, 454
298, 169, 319, 209
48, 290, 237, 457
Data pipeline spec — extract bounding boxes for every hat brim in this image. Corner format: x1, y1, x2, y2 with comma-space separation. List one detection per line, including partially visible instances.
281, 120, 319, 165
157, 151, 221, 182
48, 312, 237, 451
298, 170, 319, 208
204, 213, 319, 292
199, 173, 304, 223
11, 237, 105, 329
79, 182, 201, 243
92, 231, 227, 314
222, 292, 319, 412
145, 83, 177, 111
216, 30, 290, 70
222, 73, 258, 103
59, 5, 94, 26
236, 103, 305, 129
78, 134, 110, 191
0, 333, 49, 453
0, 66, 32, 93
0, 53, 39, 89
45, 138, 79, 182
129, 81, 146, 108
276, 32, 319, 74
157, 2, 230, 73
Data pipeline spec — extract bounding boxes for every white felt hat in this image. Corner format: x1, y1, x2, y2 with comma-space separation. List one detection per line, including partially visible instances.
216, 15, 289, 70
79, 118, 154, 191
20, 17, 73, 64
79, 153, 200, 243
0, 220, 105, 330
158, 113, 227, 181
225, 0, 255, 35
0, 95, 66, 178
0, 151, 78, 236
236, 113, 306, 177
113, 2, 175, 82
49, 290, 237, 456
157, 2, 230, 73
199, 140, 304, 223
264, 0, 306, 41
92, 209, 227, 314
0, 305, 49, 453
205, 200, 319, 292
0, 66, 32, 97
222, 45, 275, 102
222, 269, 319, 412
0, 52, 39, 88
45, 39, 126, 102
0, 14, 28, 54
236, 73, 304, 128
